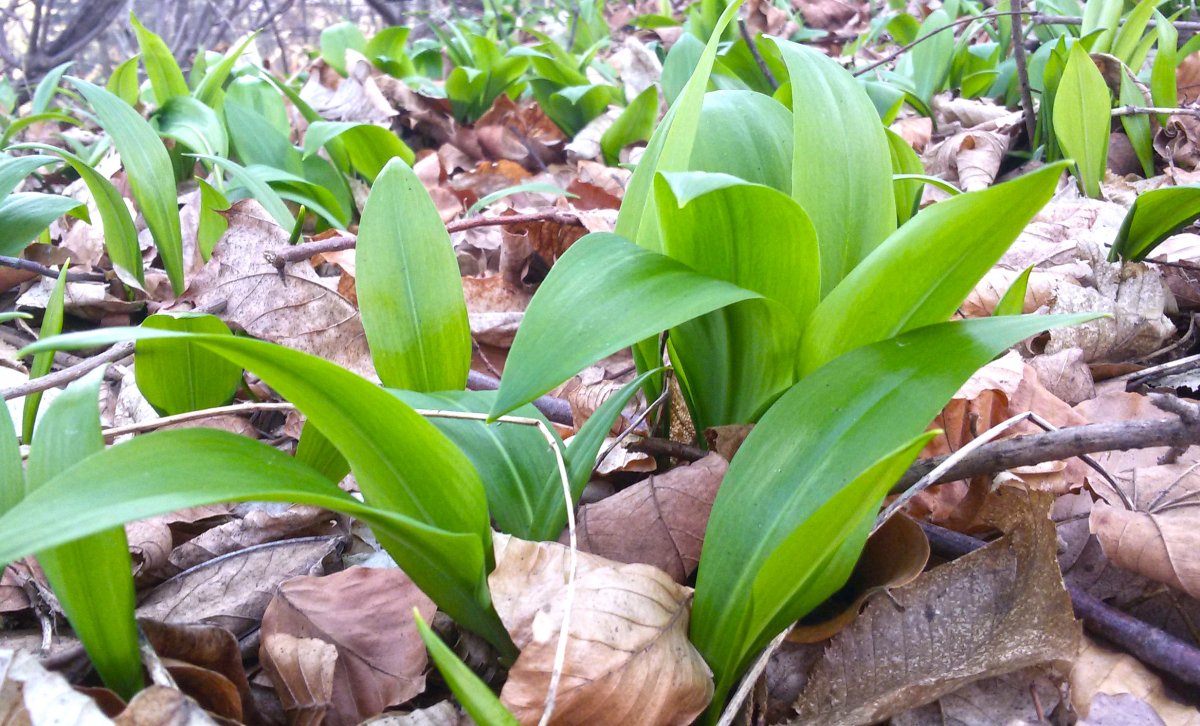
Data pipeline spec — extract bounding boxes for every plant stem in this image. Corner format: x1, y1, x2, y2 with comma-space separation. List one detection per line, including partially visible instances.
1010, 0, 1037, 144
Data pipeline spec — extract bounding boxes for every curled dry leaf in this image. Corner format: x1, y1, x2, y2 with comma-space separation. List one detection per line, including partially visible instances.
1070, 637, 1200, 725
115, 685, 220, 726
925, 129, 1013, 192
933, 96, 1017, 129
493, 544, 713, 725
961, 266, 1059, 317
177, 200, 375, 379
783, 489, 1080, 726
1154, 115, 1200, 172
0, 648, 111, 724
300, 51, 396, 124
1089, 462, 1200, 600
260, 634, 338, 726
568, 454, 727, 582
260, 566, 435, 725
140, 619, 257, 724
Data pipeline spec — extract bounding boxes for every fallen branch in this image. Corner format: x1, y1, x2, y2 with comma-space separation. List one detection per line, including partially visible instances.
267, 210, 587, 270
467, 370, 573, 426
1112, 105, 1200, 119
0, 256, 107, 283
920, 520, 1200, 688
1, 342, 133, 401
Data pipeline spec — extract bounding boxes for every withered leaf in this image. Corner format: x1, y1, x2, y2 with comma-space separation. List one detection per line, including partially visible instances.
1070, 637, 1200, 725
259, 633, 337, 726
140, 619, 258, 725
115, 685, 219, 726
0, 648, 111, 724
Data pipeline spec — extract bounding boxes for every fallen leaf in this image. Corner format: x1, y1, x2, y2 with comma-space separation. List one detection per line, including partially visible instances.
1029, 347, 1095, 405
167, 503, 343, 574
300, 52, 396, 124
493, 538, 713, 725
140, 619, 258, 724
259, 633, 338, 726
783, 489, 1080, 725
1070, 637, 1200, 725
569, 454, 727, 582
360, 701, 465, 725
1080, 692, 1172, 725
0, 648, 111, 724
889, 667, 1065, 726
115, 685, 219, 726
260, 566, 435, 724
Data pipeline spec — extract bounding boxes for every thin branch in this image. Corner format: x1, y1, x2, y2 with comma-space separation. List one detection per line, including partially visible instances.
738, 18, 778, 91
920, 521, 1200, 687
0, 256, 107, 283
1010, 0, 1037, 144
467, 370, 573, 426
1113, 105, 1200, 119
1, 342, 133, 401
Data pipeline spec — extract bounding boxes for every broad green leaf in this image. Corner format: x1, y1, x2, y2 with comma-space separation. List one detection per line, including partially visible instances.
1109, 185, 1200, 261
358, 159, 470, 392
1081, 0, 1123, 53
1053, 44, 1110, 198
885, 128, 924, 225
0, 397, 20, 514
0, 112, 83, 149
302, 121, 415, 181
31, 62, 72, 114
224, 98, 302, 174
659, 32, 705, 106
910, 10, 954, 105
20, 329, 514, 658
490, 232, 760, 419
689, 90, 793, 194
392, 389, 561, 540
798, 162, 1067, 374
193, 154, 294, 229
655, 172, 816, 429
321, 21, 367, 76
600, 85, 658, 165
0, 192, 84, 256
70, 78, 185, 295
21, 263, 67, 443
295, 421, 350, 483
246, 164, 348, 229
135, 314, 243, 415
1151, 11, 1178, 125
771, 39, 897, 296
194, 33, 258, 109
1110, 0, 1159, 65
27, 369, 142, 699
415, 610, 520, 726
225, 76, 291, 137
154, 95, 229, 158
691, 313, 1098, 712
532, 82, 615, 137
131, 12, 189, 104
197, 178, 230, 260
107, 56, 141, 107
994, 265, 1033, 316
1118, 72, 1154, 178
0, 154, 58, 199
13, 144, 144, 287
367, 27, 416, 77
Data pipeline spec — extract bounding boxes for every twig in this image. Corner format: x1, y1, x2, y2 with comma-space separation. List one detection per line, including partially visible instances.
853, 11, 1032, 77
1, 342, 133, 401
717, 629, 789, 726
0, 256, 107, 283
626, 436, 709, 461
466, 370, 573, 426
101, 402, 296, 440
268, 211, 586, 270
593, 381, 669, 475
920, 520, 1200, 687
1032, 14, 1200, 32
1112, 105, 1200, 119
1010, 0, 1037, 144
738, 18, 778, 91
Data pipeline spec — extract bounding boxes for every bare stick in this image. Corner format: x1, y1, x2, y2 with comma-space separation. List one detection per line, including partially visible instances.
716, 629, 789, 726
627, 436, 709, 461
738, 18, 778, 91
1112, 105, 1200, 119
1010, 0, 1038, 144
268, 210, 586, 270
0, 256, 107, 283
101, 402, 296, 440
920, 520, 1200, 687
1, 342, 133, 401
853, 11, 1032, 77
467, 370, 573, 426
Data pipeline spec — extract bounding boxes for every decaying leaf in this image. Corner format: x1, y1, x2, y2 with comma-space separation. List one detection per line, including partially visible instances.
260, 633, 338, 725
360, 701, 465, 725
570, 454, 727, 582
260, 566, 435, 725
0, 648, 111, 723
167, 504, 343, 574
782, 489, 1080, 725
889, 667, 1065, 726
490, 534, 713, 725
299, 52, 396, 124
141, 619, 258, 724
115, 685, 220, 726
1070, 637, 1200, 725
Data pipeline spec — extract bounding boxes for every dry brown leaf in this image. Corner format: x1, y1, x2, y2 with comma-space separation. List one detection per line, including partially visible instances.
0, 648, 112, 724
961, 266, 1060, 317
0, 566, 30, 613
462, 275, 532, 348
140, 619, 257, 724
496, 550, 713, 725
1029, 347, 1096, 405
609, 37, 662, 99
167, 504, 342, 574
1081, 692, 1172, 725
260, 633, 338, 726
260, 566, 434, 724
797, 0, 859, 31
889, 667, 1065, 726
115, 686, 219, 726
890, 116, 932, 152
1155, 115, 1200, 171
360, 701, 465, 725
1089, 462, 1200, 599
137, 536, 343, 636
569, 454, 727, 582
299, 51, 396, 124
783, 489, 1080, 725
177, 200, 375, 379
592, 437, 656, 475
1074, 391, 1200, 475
1070, 637, 1200, 725
925, 129, 1012, 191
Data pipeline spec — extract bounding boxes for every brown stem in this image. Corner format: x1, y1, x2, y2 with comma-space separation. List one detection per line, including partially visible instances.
1, 342, 133, 402
1010, 0, 1038, 144
0, 256, 107, 283
920, 521, 1200, 688
466, 369, 573, 426
738, 18, 778, 91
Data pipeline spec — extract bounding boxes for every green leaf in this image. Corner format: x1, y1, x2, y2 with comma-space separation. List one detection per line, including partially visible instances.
467, 182, 575, 215
993, 265, 1033, 316
12, 144, 144, 288
1053, 44, 1111, 198
691, 313, 1098, 713
366, 27, 416, 78
1118, 71, 1154, 178
135, 314, 243, 415
771, 38, 897, 296
154, 95, 229, 158
1151, 11, 1178, 126
20, 329, 514, 658
0, 192, 84, 256
414, 610, 520, 726
885, 128, 925, 225
357, 159, 470, 392
302, 121, 415, 181
0, 112, 83, 149
26, 369, 142, 699
0, 394, 21, 515
490, 232, 760, 419
295, 421, 350, 483
194, 33, 258, 109
798, 162, 1067, 375
0, 154, 59, 199
600, 85, 658, 165
688, 90, 793, 194
321, 21, 367, 76
197, 178, 230, 260
131, 12, 189, 104
910, 10, 955, 105
1111, 0, 1159, 65
224, 98, 302, 174
193, 154, 294, 229
1110, 184, 1200, 261
31, 62, 72, 114
69, 77, 185, 295
21, 263, 68, 443
1081, 0, 1123, 54
107, 56, 141, 106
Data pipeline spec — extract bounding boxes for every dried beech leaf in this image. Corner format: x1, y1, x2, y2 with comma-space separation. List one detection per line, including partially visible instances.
260, 566, 435, 724
1089, 463, 1200, 599
139, 619, 257, 724
497, 555, 713, 725
179, 200, 375, 379
115, 685, 219, 726
137, 536, 342, 636
570, 454, 727, 582
0, 648, 111, 724
889, 667, 1065, 726
1070, 637, 1200, 725
1029, 347, 1095, 405
360, 701, 465, 725
1080, 692, 1172, 725
159, 659, 242, 722
167, 504, 342, 574
260, 633, 338, 726
788, 513, 929, 644
786, 490, 1080, 725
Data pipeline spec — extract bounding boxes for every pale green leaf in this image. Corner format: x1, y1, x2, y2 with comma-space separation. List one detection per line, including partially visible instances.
415, 610, 520, 726
1053, 44, 1110, 198
1109, 184, 1200, 261
135, 314, 243, 415
0, 192, 84, 256
21, 263, 67, 443
131, 12, 189, 104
